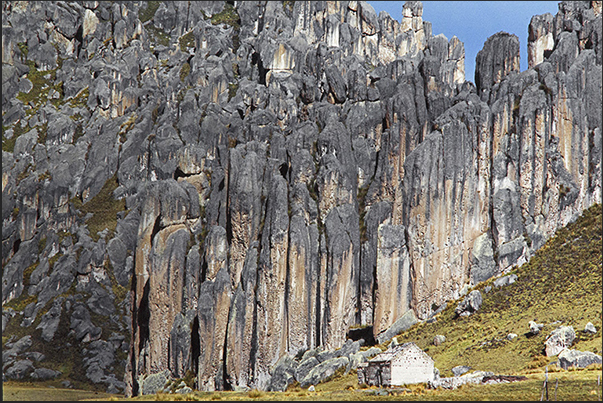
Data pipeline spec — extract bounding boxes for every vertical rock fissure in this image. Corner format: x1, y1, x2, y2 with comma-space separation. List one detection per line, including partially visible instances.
248, 188, 268, 388
191, 315, 200, 382
283, 215, 291, 354
129, 268, 140, 396
221, 306, 232, 390
138, 281, 151, 355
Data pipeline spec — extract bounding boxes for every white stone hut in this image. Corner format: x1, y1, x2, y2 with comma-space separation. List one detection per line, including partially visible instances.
357, 342, 435, 386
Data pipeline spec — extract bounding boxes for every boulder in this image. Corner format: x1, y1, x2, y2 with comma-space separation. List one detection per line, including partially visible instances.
451, 365, 471, 377
375, 310, 418, 344
529, 321, 544, 335
429, 371, 494, 390
140, 370, 170, 395
69, 303, 102, 342
300, 356, 349, 388
316, 350, 336, 363
557, 349, 602, 369
360, 347, 383, 361
455, 290, 483, 317
433, 335, 446, 346
545, 326, 575, 356
295, 357, 319, 383
268, 354, 298, 392
36, 297, 63, 342
493, 274, 518, 288
507, 333, 518, 341
584, 322, 597, 334
5, 335, 32, 356
31, 368, 62, 380
23, 352, 45, 362
176, 386, 193, 394
336, 339, 361, 358
5, 359, 34, 380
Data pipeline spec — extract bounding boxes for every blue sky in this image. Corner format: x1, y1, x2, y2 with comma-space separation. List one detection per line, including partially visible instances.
368, 1, 560, 83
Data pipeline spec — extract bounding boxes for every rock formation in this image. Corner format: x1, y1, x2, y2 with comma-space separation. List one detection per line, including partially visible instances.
2, 0, 601, 395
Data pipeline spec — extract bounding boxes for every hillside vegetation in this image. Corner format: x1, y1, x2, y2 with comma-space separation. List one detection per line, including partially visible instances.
393, 202, 602, 377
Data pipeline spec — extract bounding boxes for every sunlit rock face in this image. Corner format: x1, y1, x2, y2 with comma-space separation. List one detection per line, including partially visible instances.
1, 0, 600, 396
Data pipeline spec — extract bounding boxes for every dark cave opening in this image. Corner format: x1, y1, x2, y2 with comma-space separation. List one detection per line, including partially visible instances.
346, 325, 376, 346
12, 237, 21, 256
279, 162, 289, 180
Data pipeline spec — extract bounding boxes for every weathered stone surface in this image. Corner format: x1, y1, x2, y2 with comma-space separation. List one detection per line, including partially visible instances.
300, 356, 349, 388
197, 267, 232, 391
433, 335, 446, 346
429, 371, 494, 390
475, 32, 520, 101
373, 224, 411, 338
470, 233, 496, 284
545, 326, 576, 356
584, 322, 597, 334
36, 297, 63, 342
557, 349, 602, 369
376, 310, 418, 345
5, 359, 34, 380
70, 303, 102, 343
529, 321, 544, 335
455, 290, 483, 317
267, 354, 298, 392
140, 369, 170, 395
295, 357, 320, 383
31, 367, 62, 380
493, 274, 518, 288
451, 365, 471, 377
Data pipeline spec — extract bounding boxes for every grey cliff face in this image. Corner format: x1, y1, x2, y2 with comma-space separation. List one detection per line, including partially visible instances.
2, 0, 601, 395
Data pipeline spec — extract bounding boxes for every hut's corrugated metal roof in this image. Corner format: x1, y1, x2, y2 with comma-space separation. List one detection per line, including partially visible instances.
368, 342, 433, 363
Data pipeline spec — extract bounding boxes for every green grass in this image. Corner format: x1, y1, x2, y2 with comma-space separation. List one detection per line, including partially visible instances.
211, 3, 240, 29
19, 367, 595, 401
228, 82, 238, 101
71, 175, 127, 242
2, 382, 118, 401
17, 41, 28, 59
3, 120, 31, 152
145, 24, 170, 47
17, 61, 63, 109
391, 203, 602, 377
179, 31, 195, 52
139, 1, 160, 23
180, 62, 191, 82
68, 87, 89, 108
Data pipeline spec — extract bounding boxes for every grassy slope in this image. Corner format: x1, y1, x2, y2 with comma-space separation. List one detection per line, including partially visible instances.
4, 205, 602, 400
393, 203, 602, 377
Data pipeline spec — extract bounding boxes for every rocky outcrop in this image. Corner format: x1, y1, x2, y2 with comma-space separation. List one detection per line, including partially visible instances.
545, 326, 576, 356
557, 349, 602, 369
2, 0, 601, 395
529, 321, 544, 335
455, 290, 483, 317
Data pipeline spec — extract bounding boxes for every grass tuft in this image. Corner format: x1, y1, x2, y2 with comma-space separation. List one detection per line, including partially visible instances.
139, 1, 160, 23
71, 175, 127, 242
211, 3, 240, 29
